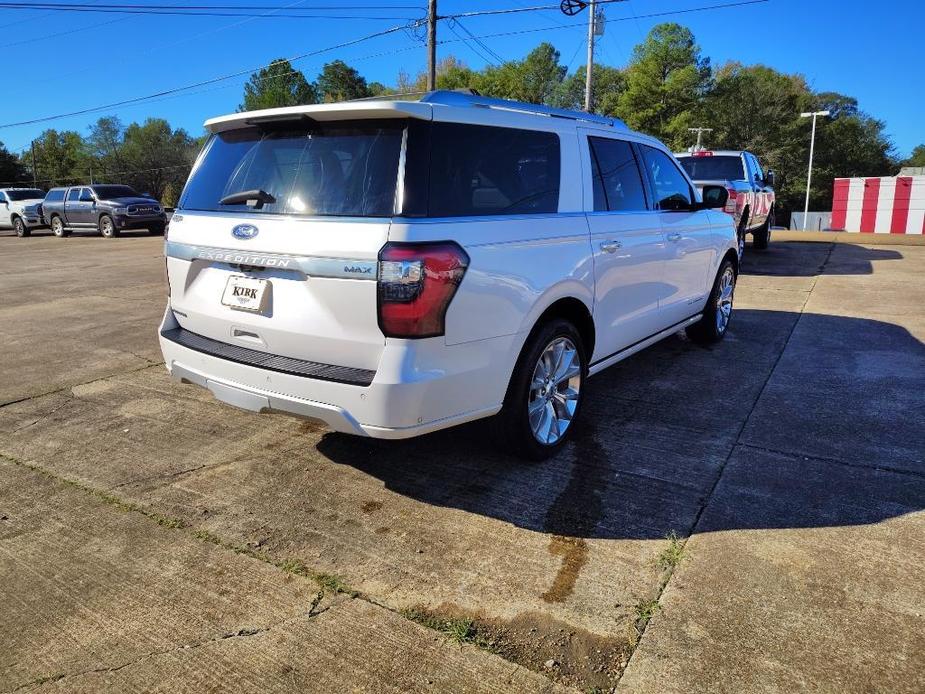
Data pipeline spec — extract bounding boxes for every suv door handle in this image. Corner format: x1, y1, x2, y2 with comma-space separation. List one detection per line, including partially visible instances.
667, 232, 682, 242
600, 240, 622, 253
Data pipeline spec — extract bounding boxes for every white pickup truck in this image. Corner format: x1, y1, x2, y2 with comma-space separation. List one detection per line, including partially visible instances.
675, 150, 775, 257
0, 188, 47, 237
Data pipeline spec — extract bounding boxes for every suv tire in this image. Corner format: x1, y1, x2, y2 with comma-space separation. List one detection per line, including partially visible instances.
752, 211, 773, 250
13, 217, 30, 237
51, 216, 69, 237
99, 215, 119, 238
491, 318, 587, 460
687, 258, 736, 344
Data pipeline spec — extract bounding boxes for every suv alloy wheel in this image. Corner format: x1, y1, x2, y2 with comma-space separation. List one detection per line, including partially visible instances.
687, 259, 736, 344
492, 318, 586, 460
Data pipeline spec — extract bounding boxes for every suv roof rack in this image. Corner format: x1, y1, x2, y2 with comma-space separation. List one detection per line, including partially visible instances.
420, 90, 624, 128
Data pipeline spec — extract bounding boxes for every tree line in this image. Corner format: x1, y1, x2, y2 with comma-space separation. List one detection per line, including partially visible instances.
0, 117, 200, 207
1, 22, 920, 215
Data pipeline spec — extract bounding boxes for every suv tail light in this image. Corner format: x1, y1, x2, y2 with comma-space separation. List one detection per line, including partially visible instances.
377, 241, 469, 338
693, 150, 714, 157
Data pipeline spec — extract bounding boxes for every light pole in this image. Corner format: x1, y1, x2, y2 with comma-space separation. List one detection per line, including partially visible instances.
584, 0, 596, 112
800, 110, 830, 231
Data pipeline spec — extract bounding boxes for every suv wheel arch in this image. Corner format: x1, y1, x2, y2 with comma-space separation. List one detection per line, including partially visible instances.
510, 296, 595, 383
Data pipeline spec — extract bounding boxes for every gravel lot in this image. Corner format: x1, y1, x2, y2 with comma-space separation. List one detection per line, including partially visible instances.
1, 229, 922, 693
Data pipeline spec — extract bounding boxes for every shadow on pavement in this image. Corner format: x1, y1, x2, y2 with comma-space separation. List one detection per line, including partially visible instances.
318, 308, 924, 540
741, 241, 903, 277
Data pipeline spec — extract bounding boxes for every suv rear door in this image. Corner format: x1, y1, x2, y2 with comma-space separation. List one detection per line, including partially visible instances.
165, 119, 406, 373
639, 145, 716, 326
581, 132, 666, 358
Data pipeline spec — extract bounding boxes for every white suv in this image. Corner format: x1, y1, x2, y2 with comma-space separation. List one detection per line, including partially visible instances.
159, 91, 738, 458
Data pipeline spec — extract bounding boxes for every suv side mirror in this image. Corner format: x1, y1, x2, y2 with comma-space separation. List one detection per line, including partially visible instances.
699, 184, 729, 210
765, 170, 776, 187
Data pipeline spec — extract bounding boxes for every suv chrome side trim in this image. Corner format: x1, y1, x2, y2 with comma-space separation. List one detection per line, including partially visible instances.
165, 241, 377, 280
161, 326, 376, 386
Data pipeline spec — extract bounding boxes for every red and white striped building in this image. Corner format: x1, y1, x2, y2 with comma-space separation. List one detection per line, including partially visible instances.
831, 175, 925, 234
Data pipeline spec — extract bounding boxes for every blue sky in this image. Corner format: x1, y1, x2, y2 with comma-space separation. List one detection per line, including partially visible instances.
2, 0, 922, 160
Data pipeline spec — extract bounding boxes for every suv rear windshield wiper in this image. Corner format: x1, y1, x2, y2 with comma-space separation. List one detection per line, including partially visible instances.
219, 189, 276, 208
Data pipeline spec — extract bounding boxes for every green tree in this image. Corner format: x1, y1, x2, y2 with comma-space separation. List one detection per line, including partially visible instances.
902, 144, 925, 168
29, 129, 89, 186
804, 112, 895, 210
316, 60, 370, 102
239, 58, 317, 112
87, 116, 125, 182
476, 43, 567, 104
0, 141, 26, 185
697, 63, 811, 213
552, 64, 625, 115
616, 23, 711, 147
119, 118, 196, 200
397, 56, 479, 93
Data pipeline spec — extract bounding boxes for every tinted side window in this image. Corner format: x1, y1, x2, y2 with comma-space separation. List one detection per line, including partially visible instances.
641, 146, 693, 211
46, 189, 64, 202
67, 188, 81, 202
426, 123, 560, 217
588, 137, 648, 212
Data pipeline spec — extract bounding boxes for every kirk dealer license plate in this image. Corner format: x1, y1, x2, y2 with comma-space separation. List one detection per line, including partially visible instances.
221, 275, 268, 312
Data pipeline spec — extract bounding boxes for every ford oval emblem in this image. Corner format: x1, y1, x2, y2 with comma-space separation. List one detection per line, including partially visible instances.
232, 224, 259, 240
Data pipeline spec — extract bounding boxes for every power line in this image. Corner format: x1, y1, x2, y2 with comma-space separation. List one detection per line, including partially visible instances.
0, 2, 423, 8
1, 13, 130, 49
0, 20, 421, 129
0, 2, 419, 20
451, 17, 505, 64
1, 0, 770, 131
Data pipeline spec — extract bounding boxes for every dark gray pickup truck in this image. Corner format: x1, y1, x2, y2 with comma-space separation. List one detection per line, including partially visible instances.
42, 184, 166, 238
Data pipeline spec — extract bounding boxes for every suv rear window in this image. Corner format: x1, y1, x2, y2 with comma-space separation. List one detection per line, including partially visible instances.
179, 120, 404, 217
419, 123, 560, 217
45, 189, 65, 202
677, 155, 745, 181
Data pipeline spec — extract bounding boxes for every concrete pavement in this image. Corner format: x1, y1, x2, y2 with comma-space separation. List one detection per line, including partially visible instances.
0, 232, 922, 692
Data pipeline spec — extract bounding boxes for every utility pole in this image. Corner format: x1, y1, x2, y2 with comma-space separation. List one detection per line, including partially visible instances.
799, 110, 830, 231
30, 140, 37, 187
427, 0, 437, 91
688, 127, 713, 152
89, 160, 94, 185
584, 0, 596, 112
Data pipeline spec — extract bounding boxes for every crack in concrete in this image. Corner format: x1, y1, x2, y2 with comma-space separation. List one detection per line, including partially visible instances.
3, 605, 327, 694
615, 242, 839, 687
108, 463, 208, 491
737, 441, 925, 480
0, 363, 163, 410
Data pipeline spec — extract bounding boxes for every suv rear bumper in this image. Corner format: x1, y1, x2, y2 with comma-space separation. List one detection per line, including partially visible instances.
158, 307, 513, 439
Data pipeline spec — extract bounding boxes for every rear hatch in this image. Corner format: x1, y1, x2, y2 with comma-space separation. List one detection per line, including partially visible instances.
165, 117, 408, 374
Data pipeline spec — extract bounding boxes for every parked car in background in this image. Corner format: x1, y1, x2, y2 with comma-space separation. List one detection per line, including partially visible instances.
42, 184, 166, 238
159, 91, 739, 459
674, 149, 775, 256
0, 188, 47, 237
